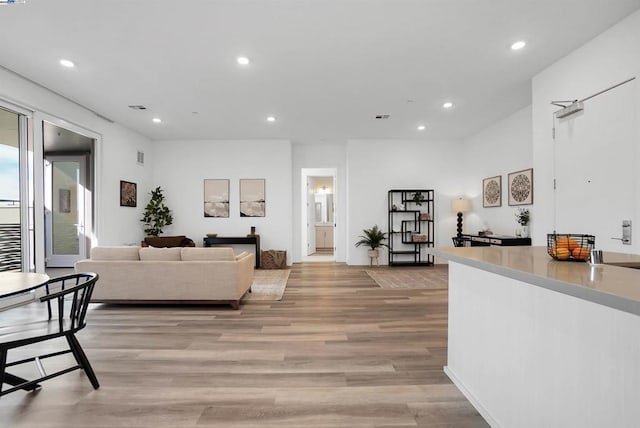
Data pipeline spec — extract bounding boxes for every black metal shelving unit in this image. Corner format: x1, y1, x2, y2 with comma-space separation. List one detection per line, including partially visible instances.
387, 189, 435, 266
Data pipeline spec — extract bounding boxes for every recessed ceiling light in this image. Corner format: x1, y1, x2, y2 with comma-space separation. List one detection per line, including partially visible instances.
511, 40, 526, 50
266, 116, 277, 122
237, 56, 250, 65
417, 125, 426, 131
443, 101, 454, 109
59, 59, 75, 68
152, 118, 162, 123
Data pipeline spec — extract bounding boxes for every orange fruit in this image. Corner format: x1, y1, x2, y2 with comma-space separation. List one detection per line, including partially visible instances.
555, 247, 571, 260
549, 246, 557, 257
571, 247, 590, 260
556, 237, 569, 249
556, 236, 580, 250
556, 237, 579, 249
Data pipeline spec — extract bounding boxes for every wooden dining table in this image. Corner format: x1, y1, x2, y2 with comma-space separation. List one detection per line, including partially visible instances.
0, 271, 50, 393
0, 272, 50, 300
0, 272, 51, 311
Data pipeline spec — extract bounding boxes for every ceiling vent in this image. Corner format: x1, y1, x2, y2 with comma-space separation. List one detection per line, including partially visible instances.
128, 105, 147, 110
137, 150, 144, 166
375, 114, 390, 119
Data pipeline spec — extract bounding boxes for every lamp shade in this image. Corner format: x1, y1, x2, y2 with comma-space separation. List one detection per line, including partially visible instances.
451, 198, 471, 213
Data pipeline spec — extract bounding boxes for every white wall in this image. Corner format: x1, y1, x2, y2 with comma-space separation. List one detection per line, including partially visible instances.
532, 9, 640, 248
346, 139, 464, 265
151, 139, 293, 262
0, 67, 154, 268
292, 143, 347, 262
460, 106, 533, 237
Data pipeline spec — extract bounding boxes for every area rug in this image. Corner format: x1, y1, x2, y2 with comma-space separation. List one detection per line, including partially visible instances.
366, 265, 448, 289
244, 269, 291, 301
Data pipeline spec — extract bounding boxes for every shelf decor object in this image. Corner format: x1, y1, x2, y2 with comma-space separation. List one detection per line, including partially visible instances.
204, 179, 230, 218
508, 168, 533, 206
387, 189, 435, 266
451, 197, 471, 239
482, 175, 502, 208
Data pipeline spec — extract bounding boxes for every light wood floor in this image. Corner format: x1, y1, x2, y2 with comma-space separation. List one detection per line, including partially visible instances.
0, 263, 488, 427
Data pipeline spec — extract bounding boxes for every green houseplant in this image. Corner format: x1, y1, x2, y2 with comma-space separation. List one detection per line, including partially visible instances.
141, 186, 173, 237
515, 208, 530, 238
355, 225, 388, 266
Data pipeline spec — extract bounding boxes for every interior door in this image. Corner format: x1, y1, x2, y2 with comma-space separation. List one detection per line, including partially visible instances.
44, 155, 87, 267
554, 80, 636, 252
306, 176, 316, 255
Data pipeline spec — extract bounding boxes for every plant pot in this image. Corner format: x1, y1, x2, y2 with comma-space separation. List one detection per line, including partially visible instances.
368, 249, 379, 267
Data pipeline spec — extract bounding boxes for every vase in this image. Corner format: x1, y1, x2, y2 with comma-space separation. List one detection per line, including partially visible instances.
522, 225, 529, 238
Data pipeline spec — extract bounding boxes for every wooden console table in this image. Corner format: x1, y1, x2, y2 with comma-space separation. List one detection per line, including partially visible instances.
456, 234, 531, 247
203, 235, 261, 268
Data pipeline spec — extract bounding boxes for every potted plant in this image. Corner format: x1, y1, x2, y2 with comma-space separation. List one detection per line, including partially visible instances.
141, 186, 173, 237
515, 208, 530, 237
355, 225, 388, 266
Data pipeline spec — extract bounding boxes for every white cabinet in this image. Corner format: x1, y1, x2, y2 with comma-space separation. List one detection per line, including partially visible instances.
315, 225, 334, 249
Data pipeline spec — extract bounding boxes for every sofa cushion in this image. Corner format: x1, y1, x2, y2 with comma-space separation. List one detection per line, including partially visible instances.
91, 246, 141, 261
181, 247, 235, 261
139, 247, 182, 261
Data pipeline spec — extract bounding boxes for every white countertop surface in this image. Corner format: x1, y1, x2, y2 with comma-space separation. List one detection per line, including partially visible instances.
430, 246, 640, 316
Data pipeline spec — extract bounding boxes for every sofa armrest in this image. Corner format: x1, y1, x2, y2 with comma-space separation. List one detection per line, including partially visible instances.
235, 252, 255, 295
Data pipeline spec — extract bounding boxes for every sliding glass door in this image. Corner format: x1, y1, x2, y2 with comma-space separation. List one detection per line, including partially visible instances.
0, 107, 31, 272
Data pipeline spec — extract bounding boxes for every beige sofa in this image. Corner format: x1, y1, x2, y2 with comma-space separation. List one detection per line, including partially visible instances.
74, 246, 254, 309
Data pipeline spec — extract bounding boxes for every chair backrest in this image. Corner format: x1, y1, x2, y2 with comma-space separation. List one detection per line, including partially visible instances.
42, 272, 99, 333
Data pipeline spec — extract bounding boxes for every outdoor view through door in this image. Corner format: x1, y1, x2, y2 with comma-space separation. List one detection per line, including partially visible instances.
0, 108, 21, 272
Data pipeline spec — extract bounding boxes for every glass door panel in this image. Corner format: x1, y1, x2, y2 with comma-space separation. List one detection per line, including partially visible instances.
0, 109, 21, 271
45, 156, 86, 267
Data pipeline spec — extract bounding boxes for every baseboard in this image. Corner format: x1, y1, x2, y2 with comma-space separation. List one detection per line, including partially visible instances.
443, 365, 501, 428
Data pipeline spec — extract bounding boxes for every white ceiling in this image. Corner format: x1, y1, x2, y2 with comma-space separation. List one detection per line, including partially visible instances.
1, 0, 639, 144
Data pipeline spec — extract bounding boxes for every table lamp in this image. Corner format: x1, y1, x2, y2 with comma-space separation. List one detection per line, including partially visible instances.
451, 198, 471, 239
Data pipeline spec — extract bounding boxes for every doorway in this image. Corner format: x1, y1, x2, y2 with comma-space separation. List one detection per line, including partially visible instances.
301, 168, 336, 262
43, 122, 94, 268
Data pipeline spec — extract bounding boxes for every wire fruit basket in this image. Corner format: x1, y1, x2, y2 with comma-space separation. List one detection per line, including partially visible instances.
547, 234, 595, 261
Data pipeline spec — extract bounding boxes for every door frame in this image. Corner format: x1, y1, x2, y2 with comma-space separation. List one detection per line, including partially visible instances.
39, 116, 100, 269
44, 154, 89, 267
301, 168, 337, 262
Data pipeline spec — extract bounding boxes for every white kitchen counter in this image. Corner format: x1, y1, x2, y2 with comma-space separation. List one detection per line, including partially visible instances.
432, 245, 640, 315
430, 246, 640, 428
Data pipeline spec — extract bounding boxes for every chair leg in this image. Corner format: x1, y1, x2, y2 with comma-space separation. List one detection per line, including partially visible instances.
66, 334, 99, 389
0, 348, 6, 395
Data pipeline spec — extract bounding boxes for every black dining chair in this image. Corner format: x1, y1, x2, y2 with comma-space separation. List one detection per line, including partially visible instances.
0, 272, 99, 397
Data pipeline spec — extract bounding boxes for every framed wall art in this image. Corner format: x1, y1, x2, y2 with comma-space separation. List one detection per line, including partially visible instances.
508, 168, 533, 206
120, 180, 137, 207
482, 175, 502, 208
204, 179, 230, 217
240, 179, 265, 217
